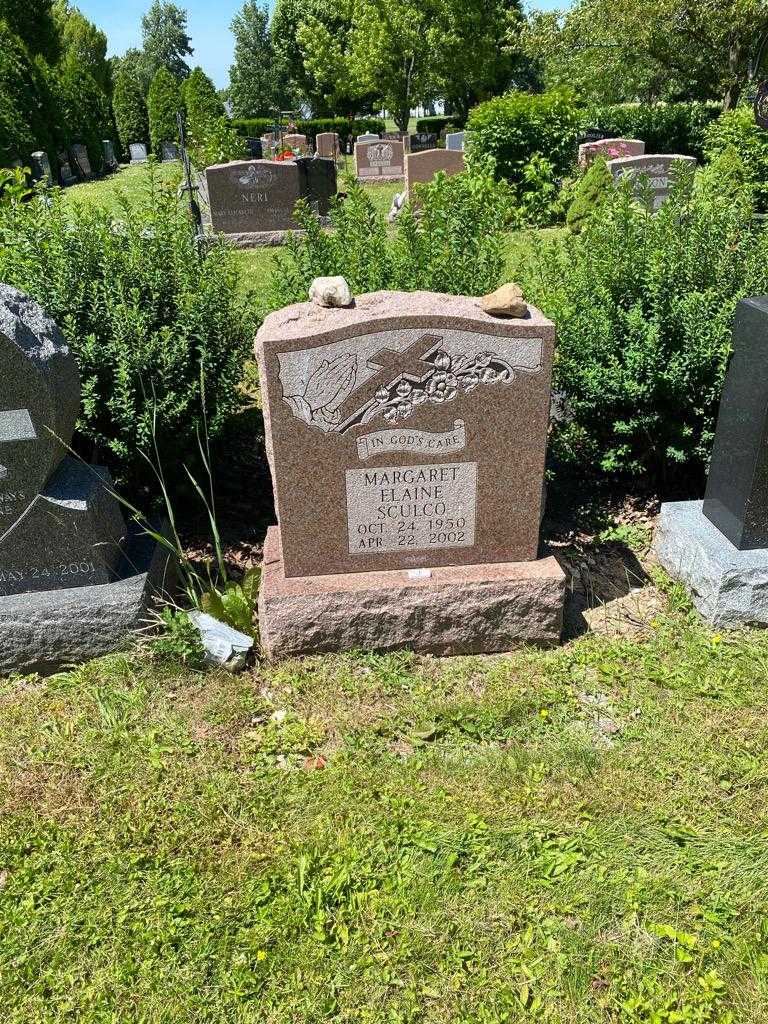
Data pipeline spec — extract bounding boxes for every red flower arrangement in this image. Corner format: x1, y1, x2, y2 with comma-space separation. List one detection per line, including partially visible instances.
275, 149, 295, 161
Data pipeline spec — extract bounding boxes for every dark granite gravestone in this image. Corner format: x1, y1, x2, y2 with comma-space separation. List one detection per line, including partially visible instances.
296, 157, 337, 215
256, 289, 565, 656
71, 144, 93, 180
578, 128, 610, 145
58, 150, 77, 187
655, 297, 768, 626
102, 139, 118, 172
245, 137, 264, 159
31, 151, 52, 185
0, 285, 171, 671
161, 141, 180, 161
703, 298, 768, 549
410, 133, 437, 153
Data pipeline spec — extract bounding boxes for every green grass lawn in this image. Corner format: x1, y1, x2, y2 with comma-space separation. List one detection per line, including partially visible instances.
61, 160, 183, 216
2, 576, 767, 1021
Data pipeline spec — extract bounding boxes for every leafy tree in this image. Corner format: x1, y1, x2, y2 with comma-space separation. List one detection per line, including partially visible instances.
52, 1, 111, 92
148, 66, 181, 151
272, 0, 359, 115
141, 0, 193, 82
229, 1, 285, 117
0, 0, 59, 63
113, 66, 149, 154
521, 0, 768, 109
183, 66, 224, 130
345, 0, 436, 130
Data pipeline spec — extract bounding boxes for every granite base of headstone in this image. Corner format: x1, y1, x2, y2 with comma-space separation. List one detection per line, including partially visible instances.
0, 285, 173, 674
655, 297, 768, 626
256, 289, 566, 658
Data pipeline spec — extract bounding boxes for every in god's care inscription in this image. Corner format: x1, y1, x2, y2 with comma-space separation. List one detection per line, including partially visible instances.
347, 461, 477, 554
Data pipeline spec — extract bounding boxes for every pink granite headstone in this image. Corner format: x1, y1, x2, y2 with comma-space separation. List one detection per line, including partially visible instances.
405, 149, 465, 199
578, 137, 645, 167
355, 140, 405, 180
607, 153, 697, 211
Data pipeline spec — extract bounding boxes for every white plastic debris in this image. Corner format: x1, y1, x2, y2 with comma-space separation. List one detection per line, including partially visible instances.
188, 611, 254, 671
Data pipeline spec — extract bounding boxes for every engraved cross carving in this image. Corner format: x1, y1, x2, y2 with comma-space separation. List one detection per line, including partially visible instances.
337, 333, 442, 426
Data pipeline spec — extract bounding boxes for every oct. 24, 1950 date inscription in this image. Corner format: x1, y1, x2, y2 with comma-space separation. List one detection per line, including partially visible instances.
346, 461, 477, 555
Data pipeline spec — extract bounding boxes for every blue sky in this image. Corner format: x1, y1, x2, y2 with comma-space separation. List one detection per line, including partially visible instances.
76, 0, 568, 89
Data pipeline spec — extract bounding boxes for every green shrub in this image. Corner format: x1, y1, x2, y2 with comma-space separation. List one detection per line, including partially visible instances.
466, 89, 582, 185
113, 67, 148, 156
585, 102, 720, 161
269, 162, 513, 310
188, 116, 247, 169
58, 60, 114, 171
0, 163, 253, 490
704, 105, 768, 211
231, 116, 385, 148
148, 67, 181, 155
566, 155, 612, 233
519, 167, 768, 482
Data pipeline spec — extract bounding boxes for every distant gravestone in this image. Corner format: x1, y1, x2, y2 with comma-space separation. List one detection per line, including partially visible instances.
245, 137, 264, 159
0, 286, 170, 673
283, 133, 309, 154
445, 131, 465, 151
355, 140, 405, 181
356, 133, 379, 144
579, 137, 645, 167
58, 150, 77, 187
255, 289, 565, 656
129, 142, 148, 163
30, 151, 52, 186
382, 131, 410, 152
410, 133, 437, 153
161, 141, 179, 161
655, 298, 768, 626
102, 139, 118, 171
405, 148, 465, 198
316, 132, 340, 159
607, 153, 697, 211
71, 144, 92, 180
579, 128, 610, 145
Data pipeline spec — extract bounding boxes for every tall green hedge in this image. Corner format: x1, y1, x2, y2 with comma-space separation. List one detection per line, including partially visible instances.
183, 67, 224, 134
415, 116, 460, 135
466, 89, 582, 184
148, 67, 181, 154
584, 102, 721, 160
704, 106, 768, 211
232, 117, 385, 148
0, 21, 57, 167
113, 69, 148, 156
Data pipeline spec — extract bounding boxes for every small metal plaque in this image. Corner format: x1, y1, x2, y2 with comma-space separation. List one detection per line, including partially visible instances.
346, 461, 477, 556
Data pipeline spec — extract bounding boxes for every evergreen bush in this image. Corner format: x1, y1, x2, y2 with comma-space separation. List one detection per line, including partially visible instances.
113, 68, 148, 156
183, 67, 224, 132
566, 156, 612, 233
148, 67, 181, 154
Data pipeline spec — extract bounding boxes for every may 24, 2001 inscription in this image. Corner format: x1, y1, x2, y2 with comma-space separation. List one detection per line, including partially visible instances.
347, 460, 477, 555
